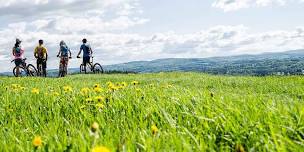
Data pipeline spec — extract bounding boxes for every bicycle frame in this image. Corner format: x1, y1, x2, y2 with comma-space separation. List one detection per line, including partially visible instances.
11, 59, 26, 68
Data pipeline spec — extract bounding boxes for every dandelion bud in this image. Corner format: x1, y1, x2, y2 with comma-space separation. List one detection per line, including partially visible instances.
210, 92, 214, 98
91, 122, 99, 133
235, 144, 245, 152
151, 125, 158, 135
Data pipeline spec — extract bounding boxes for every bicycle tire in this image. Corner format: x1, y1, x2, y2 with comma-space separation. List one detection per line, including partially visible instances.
13, 66, 26, 77
26, 64, 38, 77
93, 63, 104, 74
37, 65, 42, 76
80, 64, 85, 74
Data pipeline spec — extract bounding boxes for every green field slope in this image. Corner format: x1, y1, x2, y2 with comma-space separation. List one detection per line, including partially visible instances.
0, 73, 304, 151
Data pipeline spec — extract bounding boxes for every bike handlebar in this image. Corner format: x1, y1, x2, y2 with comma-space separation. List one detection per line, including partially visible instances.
11, 58, 27, 63
57, 55, 72, 58
77, 56, 94, 58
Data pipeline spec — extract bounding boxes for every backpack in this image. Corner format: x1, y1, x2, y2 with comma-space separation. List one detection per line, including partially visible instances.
61, 45, 69, 56
37, 47, 44, 58
15, 47, 21, 54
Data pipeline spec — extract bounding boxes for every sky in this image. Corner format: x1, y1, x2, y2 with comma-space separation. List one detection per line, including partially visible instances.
0, 0, 304, 72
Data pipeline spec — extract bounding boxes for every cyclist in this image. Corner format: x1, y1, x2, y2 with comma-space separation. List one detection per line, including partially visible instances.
34, 39, 48, 77
77, 38, 92, 74
56, 41, 72, 77
12, 38, 24, 77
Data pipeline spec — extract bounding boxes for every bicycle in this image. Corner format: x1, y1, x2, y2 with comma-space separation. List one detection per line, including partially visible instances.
11, 58, 38, 77
77, 56, 103, 74
58, 56, 71, 77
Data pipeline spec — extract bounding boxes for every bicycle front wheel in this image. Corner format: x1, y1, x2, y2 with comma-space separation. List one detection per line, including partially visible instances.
26, 64, 38, 77
13, 66, 27, 77
93, 63, 104, 74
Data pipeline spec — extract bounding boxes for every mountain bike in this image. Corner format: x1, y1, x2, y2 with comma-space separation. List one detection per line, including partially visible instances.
77, 56, 103, 74
11, 58, 38, 77
58, 56, 71, 77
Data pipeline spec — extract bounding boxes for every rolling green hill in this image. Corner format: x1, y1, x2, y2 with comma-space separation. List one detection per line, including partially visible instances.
104, 50, 304, 76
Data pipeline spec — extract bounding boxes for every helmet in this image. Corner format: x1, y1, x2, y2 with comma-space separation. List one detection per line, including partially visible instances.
60, 40, 65, 46
39, 39, 43, 44
16, 38, 22, 44
82, 38, 87, 43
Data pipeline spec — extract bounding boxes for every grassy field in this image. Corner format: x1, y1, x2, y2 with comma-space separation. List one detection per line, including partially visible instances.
0, 72, 304, 151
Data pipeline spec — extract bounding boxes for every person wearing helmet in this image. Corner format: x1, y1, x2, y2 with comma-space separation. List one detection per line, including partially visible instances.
34, 39, 48, 77
12, 38, 24, 77
57, 40, 72, 77
77, 38, 92, 73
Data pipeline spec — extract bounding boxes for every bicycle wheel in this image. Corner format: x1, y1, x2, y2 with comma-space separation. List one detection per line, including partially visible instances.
26, 64, 38, 77
79, 64, 85, 74
80, 64, 91, 74
93, 63, 104, 74
37, 65, 42, 76
58, 65, 64, 77
13, 66, 27, 77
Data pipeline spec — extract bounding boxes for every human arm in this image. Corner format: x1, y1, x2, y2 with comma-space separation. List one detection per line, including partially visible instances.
12, 48, 15, 56
89, 47, 93, 57
69, 49, 72, 59
34, 47, 38, 58
45, 47, 48, 60
56, 48, 61, 57
77, 45, 82, 58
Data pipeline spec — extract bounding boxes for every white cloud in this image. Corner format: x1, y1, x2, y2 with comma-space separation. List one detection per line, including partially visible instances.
212, 0, 296, 11
1, 24, 304, 72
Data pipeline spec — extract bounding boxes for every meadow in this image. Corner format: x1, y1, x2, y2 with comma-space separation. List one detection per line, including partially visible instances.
0, 72, 304, 151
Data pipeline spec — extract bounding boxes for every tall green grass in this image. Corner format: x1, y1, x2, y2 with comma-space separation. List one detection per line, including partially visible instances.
0, 72, 303, 151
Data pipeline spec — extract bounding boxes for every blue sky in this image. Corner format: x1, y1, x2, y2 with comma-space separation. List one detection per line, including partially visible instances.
133, 0, 304, 33
0, 0, 304, 72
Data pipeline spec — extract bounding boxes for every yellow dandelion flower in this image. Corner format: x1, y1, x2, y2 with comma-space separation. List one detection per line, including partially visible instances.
107, 83, 114, 89
92, 146, 110, 152
106, 81, 113, 86
94, 87, 103, 93
131, 81, 139, 85
31, 88, 39, 94
95, 96, 104, 102
91, 122, 99, 133
53, 92, 60, 96
81, 87, 91, 96
151, 125, 158, 135
166, 84, 173, 88
32, 136, 42, 147
11, 84, 20, 89
121, 82, 128, 87
96, 103, 105, 109
80, 105, 86, 109
136, 88, 142, 92
63, 86, 73, 93
86, 98, 93, 103
108, 85, 118, 92
94, 84, 101, 88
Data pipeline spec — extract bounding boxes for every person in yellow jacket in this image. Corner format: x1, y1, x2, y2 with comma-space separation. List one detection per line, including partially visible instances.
34, 39, 48, 77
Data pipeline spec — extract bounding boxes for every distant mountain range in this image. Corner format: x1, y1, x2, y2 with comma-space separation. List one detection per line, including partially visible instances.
104, 49, 304, 76
2, 50, 304, 76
